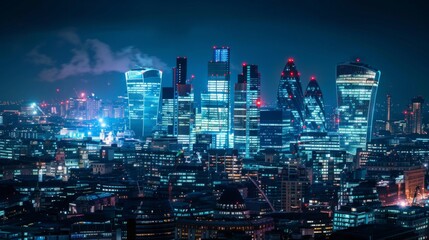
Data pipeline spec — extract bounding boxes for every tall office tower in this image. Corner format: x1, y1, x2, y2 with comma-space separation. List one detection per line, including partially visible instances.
161, 87, 175, 136
201, 46, 230, 148
277, 58, 305, 132
385, 95, 392, 132
172, 57, 188, 136
234, 64, 261, 157
172, 57, 195, 149
336, 60, 380, 154
125, 68, 162, 139
303, 76, 326, 132
177, 84, 194, 149
173, 57, 188, 85
410, 96, 424, 134
86, 94, 102, 120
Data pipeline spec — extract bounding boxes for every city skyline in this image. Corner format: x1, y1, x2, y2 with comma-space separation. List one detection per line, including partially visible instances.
0, 1, 428, 110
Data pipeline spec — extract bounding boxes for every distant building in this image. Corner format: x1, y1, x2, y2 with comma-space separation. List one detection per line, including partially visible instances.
331, 224, 419, 240
277, 58, 305, 133
304, 77, 326, 132
333, 205, 375, 231
375, 206, 429, 239
405, 96, 424, 134
259, 109, 294, 153
234, 64, 261, 157
336, 60, 380, 154
201, 47, 230, 148
125, 68, 162, 139
161, 87, 175, 136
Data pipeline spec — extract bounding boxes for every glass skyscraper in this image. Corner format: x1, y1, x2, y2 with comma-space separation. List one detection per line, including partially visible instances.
201, 47, 230, 148
277, 58, 305, 132
125, 68, 162, 139
161, 87, 175, 136
234, 64, 261, 157
336, 60, 380, 154
304, 77, 326, 132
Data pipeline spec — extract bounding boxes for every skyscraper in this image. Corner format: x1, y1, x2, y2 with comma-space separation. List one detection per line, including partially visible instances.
336, 60, 380, 154
385, 95, 392, 132
303, 77, 326, 132
277, 58, 305, 132
177, 84, 194, 149
125, 68, 162, 139
411, 96, 424, 134
173, 57, 188, 85
233, 64, 261, 157
172, 57, 188, 137
161, 87, 175, 136
201, 47, 230, 148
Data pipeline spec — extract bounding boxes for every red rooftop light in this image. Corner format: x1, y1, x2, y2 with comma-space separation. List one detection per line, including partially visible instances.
288, 58, 294, 62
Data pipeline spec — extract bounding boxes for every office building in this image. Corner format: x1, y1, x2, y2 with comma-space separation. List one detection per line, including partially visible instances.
277, 58, 305, 132
336, 59, 380, 154
125, 68, 162, 139
259, 109, 294, 153
161, 87, 175, 136
234, 64, 261, 157
405, 96, 424, 134
304, 76, 326, 132
201, 47, 230, 148
333, 205, 375, 231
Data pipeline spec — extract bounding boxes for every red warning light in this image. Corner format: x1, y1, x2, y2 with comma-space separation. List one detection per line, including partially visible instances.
242, 62, 247, 66
256, 99, 262, 107
356, 58, 360, 62
288, 58, 294, 62
311, 76, 316, 80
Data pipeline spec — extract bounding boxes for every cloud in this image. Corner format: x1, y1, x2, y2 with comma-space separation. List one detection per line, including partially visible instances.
58, 30, 82, 45
31, 32, 168, 82
27, 47, 55, 66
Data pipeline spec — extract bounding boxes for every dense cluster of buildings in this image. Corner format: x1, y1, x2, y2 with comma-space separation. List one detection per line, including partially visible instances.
1, 47, 429, 239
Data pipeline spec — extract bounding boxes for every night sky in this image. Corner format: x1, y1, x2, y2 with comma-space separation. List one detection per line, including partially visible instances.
1, 0, 428, 115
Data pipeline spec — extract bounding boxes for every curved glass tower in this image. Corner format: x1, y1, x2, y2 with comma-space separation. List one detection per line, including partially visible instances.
125, 68, 162, 139
277, 58, 305, 131
304, 77, 326, 132
336, 60, 380, 154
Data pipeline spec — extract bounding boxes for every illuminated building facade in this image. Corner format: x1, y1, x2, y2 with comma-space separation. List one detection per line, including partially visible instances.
279, 162, 309, 212
125, 68, 162, 139
405, 96, 424, 134
277, 58, 305, 132
304, 77, 326, 132
207, 149, 242, 183
333, 206, 375, 231
177, 84, 194, 149
336, 60, 380, 154
201, 47, 230, 148
161, 87, 175, 136
311, 150, 347, 186
259, 109, 294, 153
234, 64, 261, 157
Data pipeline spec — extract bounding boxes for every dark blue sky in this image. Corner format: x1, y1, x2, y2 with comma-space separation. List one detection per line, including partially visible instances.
1, 0, 428, 115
